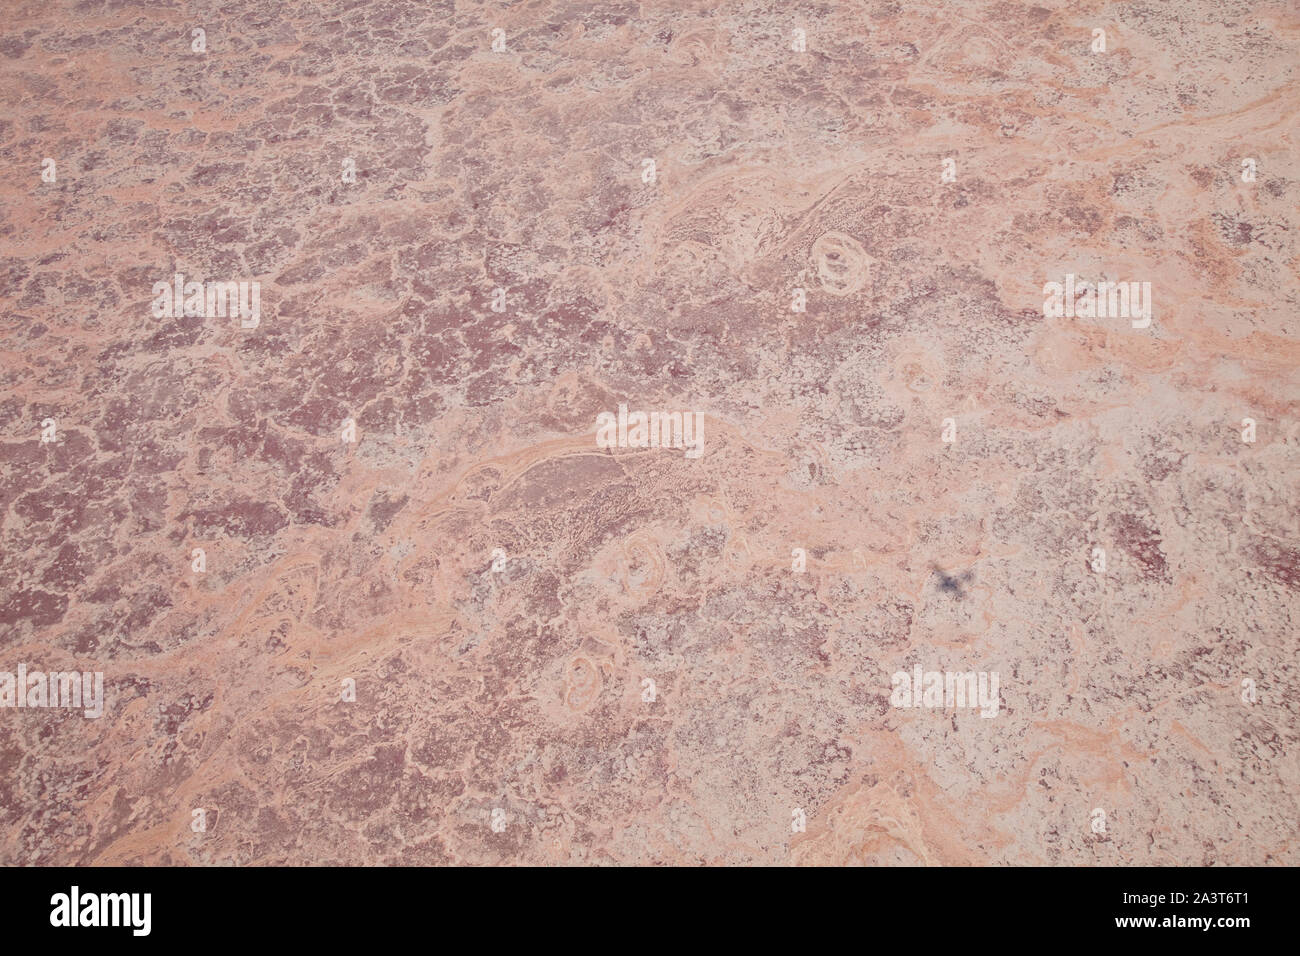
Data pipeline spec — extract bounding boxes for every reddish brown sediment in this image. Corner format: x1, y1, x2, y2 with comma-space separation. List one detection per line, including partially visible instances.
0, 0, 1296, 865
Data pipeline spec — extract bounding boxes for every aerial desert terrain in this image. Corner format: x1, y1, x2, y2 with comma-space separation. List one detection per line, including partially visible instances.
0, 0, 1297, 865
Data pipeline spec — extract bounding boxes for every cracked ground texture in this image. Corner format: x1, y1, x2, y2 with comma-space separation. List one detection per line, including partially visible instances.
0, 0, 1297, 865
